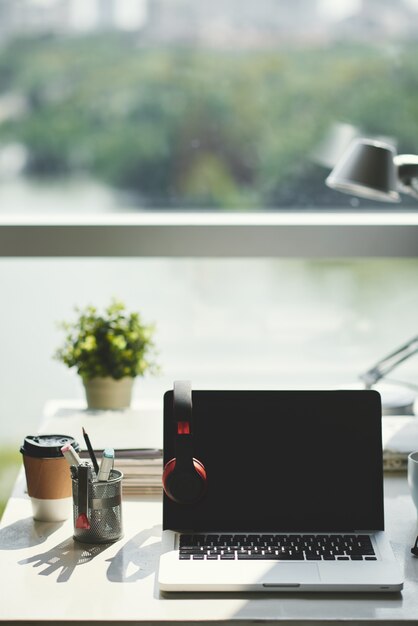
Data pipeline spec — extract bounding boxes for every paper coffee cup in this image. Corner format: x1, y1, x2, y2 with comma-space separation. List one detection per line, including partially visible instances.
20, 434, 80, 522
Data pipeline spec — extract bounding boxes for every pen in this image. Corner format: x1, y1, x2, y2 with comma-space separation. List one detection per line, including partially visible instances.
97, 448, 114, 482
61, 443, 82, 467
82, 427, 99, 475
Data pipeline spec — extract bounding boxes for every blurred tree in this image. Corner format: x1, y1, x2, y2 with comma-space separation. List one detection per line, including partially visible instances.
0, 35, 417, 209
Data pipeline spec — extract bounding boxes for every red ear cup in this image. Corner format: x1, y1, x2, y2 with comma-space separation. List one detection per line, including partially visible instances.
163, 457, 207, 504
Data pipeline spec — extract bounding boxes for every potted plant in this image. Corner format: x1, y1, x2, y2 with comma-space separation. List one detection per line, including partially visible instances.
55, 299, 159, 410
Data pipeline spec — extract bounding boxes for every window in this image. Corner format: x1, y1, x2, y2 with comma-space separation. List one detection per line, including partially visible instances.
2, 257, 418, 448
1, 2, 418, 451
0, 0, 418, 213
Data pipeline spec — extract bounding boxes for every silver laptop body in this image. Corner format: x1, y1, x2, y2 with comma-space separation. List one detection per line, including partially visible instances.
159, 388, 403, 593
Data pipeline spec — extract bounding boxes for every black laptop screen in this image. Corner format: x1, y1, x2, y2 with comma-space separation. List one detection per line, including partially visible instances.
163, 390, 384, 532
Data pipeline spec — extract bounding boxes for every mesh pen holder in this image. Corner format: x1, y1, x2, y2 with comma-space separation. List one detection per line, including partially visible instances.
72, 469, 123, 544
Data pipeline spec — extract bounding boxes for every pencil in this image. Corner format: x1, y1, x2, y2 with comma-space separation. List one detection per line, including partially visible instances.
82, 426, 99, 475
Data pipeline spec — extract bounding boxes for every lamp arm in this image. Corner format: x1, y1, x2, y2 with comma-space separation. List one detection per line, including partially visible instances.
359, 335, 418, 388
394, 154, 418, 199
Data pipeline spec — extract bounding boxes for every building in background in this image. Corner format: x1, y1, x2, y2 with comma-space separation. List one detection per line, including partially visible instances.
0, 0, 417, 44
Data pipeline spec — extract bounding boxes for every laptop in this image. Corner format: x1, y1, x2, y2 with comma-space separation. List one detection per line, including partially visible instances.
159, 386, 403, 592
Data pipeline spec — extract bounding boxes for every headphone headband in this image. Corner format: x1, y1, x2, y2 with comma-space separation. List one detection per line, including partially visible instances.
173, 380, 192, 430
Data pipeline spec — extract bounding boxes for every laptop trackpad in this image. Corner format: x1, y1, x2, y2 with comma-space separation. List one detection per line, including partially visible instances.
262, 563, 320, 586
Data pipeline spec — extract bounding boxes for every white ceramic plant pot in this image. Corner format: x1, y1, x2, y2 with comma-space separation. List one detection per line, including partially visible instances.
83, 376, 134, 410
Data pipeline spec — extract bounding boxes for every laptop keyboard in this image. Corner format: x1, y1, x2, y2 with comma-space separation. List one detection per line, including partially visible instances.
179, 533, 377, 561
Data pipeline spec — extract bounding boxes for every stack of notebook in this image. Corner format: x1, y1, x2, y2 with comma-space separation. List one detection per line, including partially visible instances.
79, 448, 163, 495
382, 416, 418, 471
114, 452, 163, 496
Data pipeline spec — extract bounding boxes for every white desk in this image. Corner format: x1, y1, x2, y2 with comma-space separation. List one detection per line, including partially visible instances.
1, 403, 418, 625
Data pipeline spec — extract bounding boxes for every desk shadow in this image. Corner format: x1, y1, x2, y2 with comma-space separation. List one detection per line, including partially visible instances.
19, 537, 110, 582
106, 525, 161, 583
160, 589, 402, 606
0, 517, 63, 550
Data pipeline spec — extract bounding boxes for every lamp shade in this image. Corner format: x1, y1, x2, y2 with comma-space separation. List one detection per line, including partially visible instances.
326, 138, 400, 202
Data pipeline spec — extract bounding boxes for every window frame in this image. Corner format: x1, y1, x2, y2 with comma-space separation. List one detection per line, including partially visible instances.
0, 212, 418, 257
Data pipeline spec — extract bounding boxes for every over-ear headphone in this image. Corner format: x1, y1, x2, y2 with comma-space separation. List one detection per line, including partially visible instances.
162, 380, 207, 504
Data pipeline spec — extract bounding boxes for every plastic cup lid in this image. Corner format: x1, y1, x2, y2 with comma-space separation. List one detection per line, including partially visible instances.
20, 434, 80, 458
